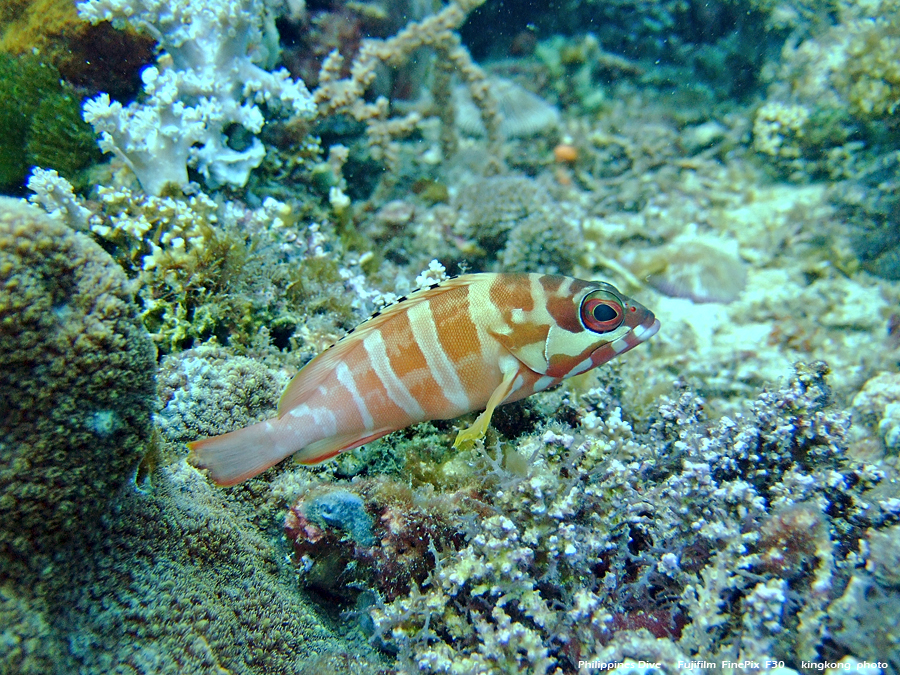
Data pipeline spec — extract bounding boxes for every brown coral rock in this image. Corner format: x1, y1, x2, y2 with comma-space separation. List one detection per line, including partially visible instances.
58, 463, 380, 674
0, 197, 157, 581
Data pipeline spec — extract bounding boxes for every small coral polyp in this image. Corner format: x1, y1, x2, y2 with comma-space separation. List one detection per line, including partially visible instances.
753, 101, 810, 159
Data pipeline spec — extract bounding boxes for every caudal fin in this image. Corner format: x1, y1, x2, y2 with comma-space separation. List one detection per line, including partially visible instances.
187, 419, 294, 486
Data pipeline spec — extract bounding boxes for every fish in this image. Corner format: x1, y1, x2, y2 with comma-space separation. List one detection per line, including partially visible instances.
187, 273, 659, 485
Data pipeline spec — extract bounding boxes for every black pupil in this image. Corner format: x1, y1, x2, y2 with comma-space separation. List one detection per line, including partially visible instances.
592, 303, 618, 323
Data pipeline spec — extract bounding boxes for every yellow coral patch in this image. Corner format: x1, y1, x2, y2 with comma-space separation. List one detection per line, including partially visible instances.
0, 0, 80, 55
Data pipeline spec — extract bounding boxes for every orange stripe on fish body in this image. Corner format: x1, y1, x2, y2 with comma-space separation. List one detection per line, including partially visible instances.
187, 273, 660, 485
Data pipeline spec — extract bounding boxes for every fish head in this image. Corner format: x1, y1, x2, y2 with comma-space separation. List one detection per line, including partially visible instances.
545, 280, 659, 378
580, 282, 660, 368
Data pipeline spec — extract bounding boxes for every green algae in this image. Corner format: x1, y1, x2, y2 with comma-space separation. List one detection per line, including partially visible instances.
0, 53, 99, 192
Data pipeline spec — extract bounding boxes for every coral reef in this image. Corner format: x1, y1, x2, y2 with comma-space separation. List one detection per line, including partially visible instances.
54, 462, 384, 674
753, 100, 810, 164
285, 478, 469, 603
156, 345, 291, 453
829, 153, 900, 280
748, 0, 900, 275
460, 0, 770, 85
451, 174, 579, 274
0, 459, 386, 674
533, 33, 643, 112
77, 0, 317, 195
77, 181, 361, 356
8, 0, 900, 670
279, 363, 899, 672
829, 574, 900, 673
0, 197, 156, 581
0, 198, 385, 672
866, 525, 900, 589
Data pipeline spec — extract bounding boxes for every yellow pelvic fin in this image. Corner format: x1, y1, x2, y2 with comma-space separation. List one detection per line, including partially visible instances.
453, 362, 521, 449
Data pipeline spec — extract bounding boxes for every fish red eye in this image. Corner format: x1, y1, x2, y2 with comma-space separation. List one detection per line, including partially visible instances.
581, 291, 625, 333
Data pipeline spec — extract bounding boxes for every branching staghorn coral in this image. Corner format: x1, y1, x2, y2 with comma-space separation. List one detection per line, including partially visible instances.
312, 0, 503, 194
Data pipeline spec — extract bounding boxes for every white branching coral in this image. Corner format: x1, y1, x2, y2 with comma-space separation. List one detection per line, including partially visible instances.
77, 0, 316, 195
26, 168, 91, 230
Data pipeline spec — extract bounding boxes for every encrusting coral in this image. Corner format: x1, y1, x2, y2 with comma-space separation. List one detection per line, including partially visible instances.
1, 459, 386, 674
156, 345, 291, 460
0, 203, 384, 671
0, 197, 156, 582
0, 584, 65, 675
0, 0, 80, 54
53, 461, 384, 674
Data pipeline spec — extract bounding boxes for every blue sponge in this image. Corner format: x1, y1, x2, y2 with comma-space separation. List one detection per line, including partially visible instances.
305, 491, 376, 547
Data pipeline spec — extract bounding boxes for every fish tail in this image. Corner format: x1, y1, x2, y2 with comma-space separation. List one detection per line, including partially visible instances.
187, 419, 294, 486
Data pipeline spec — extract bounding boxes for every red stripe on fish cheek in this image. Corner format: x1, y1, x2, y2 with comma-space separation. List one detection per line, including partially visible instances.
547, 351, 586, 378
545, 293, 583, 333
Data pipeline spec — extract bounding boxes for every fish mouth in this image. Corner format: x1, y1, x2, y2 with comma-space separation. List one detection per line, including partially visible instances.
589, 314, 660, 368
633, 317, 661, 343
615, 315, 659, 354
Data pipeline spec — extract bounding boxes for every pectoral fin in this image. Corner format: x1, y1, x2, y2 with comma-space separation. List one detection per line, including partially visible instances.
453, 359, 522, 449
488, 325, 550, 374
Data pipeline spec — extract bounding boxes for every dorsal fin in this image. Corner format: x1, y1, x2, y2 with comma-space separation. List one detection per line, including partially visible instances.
277, 273, 485, 418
